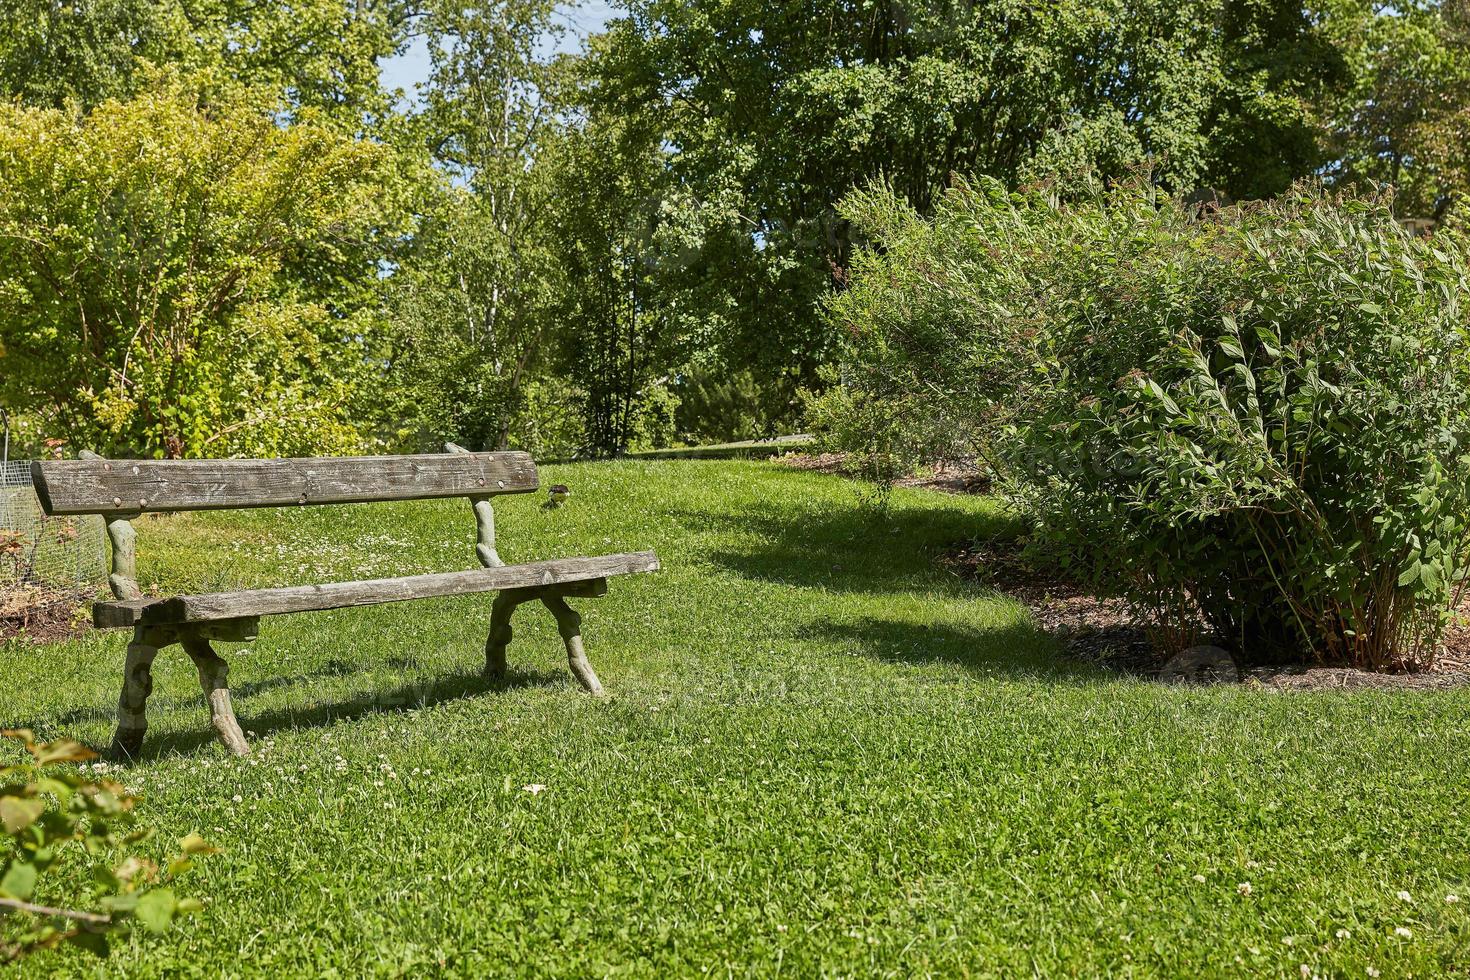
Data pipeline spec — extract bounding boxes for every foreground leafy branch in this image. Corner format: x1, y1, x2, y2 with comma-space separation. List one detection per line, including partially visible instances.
0, 729, 215, 961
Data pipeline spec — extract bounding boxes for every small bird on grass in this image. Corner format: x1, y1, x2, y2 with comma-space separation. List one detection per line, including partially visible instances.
545, 484, 572, 509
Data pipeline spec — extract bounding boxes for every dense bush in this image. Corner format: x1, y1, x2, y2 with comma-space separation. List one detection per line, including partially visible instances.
0, 79, 403, 459
826, 178, 1470, 670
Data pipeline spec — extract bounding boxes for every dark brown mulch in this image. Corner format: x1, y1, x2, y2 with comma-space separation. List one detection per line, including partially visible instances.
776, 452, 992, 495
0, 586, 92, 644
940, 539, 1470, 691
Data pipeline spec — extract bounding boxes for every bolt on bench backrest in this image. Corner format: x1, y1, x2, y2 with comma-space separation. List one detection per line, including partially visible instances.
30, 453, 539, 516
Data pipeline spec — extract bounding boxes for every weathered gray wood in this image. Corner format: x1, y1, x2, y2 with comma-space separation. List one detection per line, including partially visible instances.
484, 589, 528, 678
446, 442, 504, 568
190, 617, 261, 642
103, 515, 143, 600
93, 552, 659, 627
31, 452, 539, 516
79, 451, 144, 600
181, 635, 250, 757
109, 625, 172, 759
481, 581, 612, 685
542, 592, 604, 695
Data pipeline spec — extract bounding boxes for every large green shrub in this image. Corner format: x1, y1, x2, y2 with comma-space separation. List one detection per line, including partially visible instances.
827, 178, 1470, 669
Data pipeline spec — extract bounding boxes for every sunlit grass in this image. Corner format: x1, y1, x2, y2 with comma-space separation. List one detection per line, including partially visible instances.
2, 459, 1468, 976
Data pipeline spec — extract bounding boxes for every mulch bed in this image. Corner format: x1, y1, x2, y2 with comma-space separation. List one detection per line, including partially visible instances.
941, 538, 1470, 691
0, 585, 92, 643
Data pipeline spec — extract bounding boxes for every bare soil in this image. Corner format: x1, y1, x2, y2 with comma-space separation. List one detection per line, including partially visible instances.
0, 585, 92, 643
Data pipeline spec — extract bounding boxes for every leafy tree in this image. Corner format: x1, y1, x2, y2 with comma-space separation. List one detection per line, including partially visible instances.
1320, 0, 1470, 221
548, 117, 688, 455
0, 79, 405, 458
0, 0, 417, 121
0, 0, 179, 108
387, 0, 569, 451
583, 0, 1349, 427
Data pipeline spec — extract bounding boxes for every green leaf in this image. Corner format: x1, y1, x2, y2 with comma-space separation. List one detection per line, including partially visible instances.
0, 796, 45, 834
134, 888, 176, 935
34, 738, 97, 766
0, 860, 38, 900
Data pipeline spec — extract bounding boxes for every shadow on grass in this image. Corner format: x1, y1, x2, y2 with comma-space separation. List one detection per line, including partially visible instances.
134, 665, 563, 760
673, 499, 1018, 595
12, 658, 563, 762
799, 616, 1108, 684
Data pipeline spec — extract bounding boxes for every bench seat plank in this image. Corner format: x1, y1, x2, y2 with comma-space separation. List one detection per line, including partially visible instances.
94, 552, 660, 628
33, 452, 539, 516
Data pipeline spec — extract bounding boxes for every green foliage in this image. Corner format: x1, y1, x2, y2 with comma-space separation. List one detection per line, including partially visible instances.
672, 365, 801, 445
0, 0, 413, 119
0, 79, 404, 458
547, 116, 689, 455
831, 176, 1470, 668
585, 0, 1348, 411
1320, 0, 1470, 221
1, 729, 215, 962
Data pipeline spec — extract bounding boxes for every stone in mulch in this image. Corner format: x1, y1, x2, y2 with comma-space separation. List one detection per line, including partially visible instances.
1159, 645, 1240, 685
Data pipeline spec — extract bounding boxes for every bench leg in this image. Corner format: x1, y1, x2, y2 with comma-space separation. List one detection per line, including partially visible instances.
486, 589, 532, 679
541, 593, 604, 696
181, 636, 251, 757
109, 625, 173, 760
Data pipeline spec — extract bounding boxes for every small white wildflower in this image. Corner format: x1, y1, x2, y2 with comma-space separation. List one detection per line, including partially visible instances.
1246, 860, 1261, 869
1447, 894, 1460, 904
1282, 936, 1294, 946
1238, 882, 1253, 896
1366, 968, 1380, 978
1192, 874, 1206, 883
231, 794, 242, 803
1336, 928, 1351, 940
1394, 926, 1412, 939
522, 783, 546, 795
1396, 890, 1413, 903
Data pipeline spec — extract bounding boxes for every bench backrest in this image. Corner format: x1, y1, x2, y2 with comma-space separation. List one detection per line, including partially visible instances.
31, 452, 539, 516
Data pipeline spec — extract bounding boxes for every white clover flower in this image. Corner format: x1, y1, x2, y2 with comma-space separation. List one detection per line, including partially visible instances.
1447, 894, 1461, 904
1192, 874, 1206, 883
231, 794, 243, 803
1336, 929, 1351, 940
1394, 926, 1412, 939
1238, 882, 1253, 896
1396, 890, 1413, 903
522, 783, 546, 795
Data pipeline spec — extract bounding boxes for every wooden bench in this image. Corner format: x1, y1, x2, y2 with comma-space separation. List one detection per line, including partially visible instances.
30, 445, 659, 758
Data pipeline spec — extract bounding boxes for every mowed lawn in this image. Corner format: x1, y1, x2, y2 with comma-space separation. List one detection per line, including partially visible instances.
3, 459, 1469, 977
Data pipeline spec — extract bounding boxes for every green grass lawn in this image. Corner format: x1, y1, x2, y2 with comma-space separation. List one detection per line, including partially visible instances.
3, 459, 1469, 976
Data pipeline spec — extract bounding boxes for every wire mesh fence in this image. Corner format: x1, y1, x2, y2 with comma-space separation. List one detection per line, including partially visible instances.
1, 460, 106, 589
